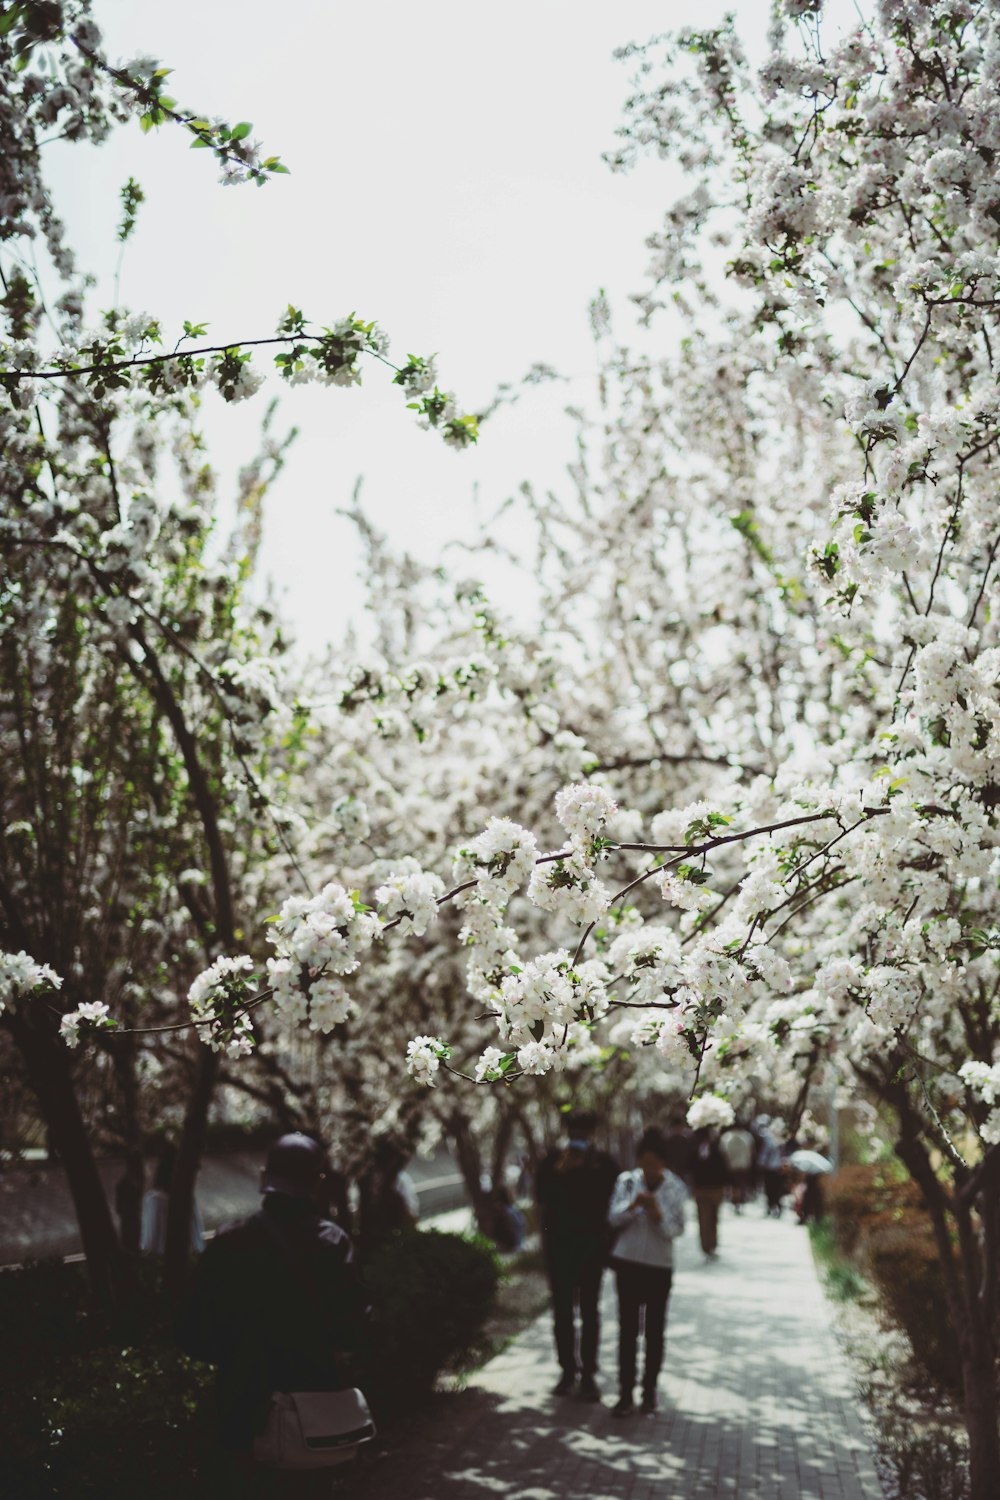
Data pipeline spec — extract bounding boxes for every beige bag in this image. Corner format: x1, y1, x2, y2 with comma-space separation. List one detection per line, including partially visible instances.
253, 1388, 376, 1470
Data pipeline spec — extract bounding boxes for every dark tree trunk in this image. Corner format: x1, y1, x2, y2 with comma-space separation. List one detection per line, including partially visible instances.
448, 1108, 492, 1235
515, 1108, 540, 1185
954, 1190, 1000, 1500
6, 1011, 129, 1305
356, 1168, 377, 1256
163, 1041, 219, 1296
112, 1031, 144, 1255
895, 1123, 1000, 1500
490, 1099, 518, 1194
962, 1349, 1000, 1500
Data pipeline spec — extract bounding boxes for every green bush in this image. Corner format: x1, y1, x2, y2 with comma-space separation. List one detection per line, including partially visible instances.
824, 1162, 923, 1255
808, 1218, 868, 1303
0, 1232, 501, 1494
0, 1258, 212, 1500
362, 1229, 501, 1405
861, 1213, 962, 1393
824, 1167, 962, 1392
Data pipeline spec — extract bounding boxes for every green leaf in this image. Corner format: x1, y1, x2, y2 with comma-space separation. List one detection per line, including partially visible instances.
231, 121, 253, 140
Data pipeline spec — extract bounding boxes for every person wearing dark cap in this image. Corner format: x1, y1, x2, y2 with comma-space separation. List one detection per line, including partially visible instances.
535, 1108, 618, 1401
175, 1131, 368, 1456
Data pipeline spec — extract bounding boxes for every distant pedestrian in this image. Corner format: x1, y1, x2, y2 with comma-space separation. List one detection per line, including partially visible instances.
719, 1122, 755, 1212
535, 1108, 618, 1400
362, 1139, 419, 1250
175, 1132, 368, 1460
792, 1143, 829, 1225
490, 1185, 526, 1253
691, 1126, 730, 1258
661, 1113, 696, 1186
608, 1126, 687, 1417
756, 1117, 788, 1217
140, 1142, 204, 1255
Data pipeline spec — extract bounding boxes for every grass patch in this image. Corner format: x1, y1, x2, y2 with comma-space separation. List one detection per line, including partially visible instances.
809, 1216, 869, 1302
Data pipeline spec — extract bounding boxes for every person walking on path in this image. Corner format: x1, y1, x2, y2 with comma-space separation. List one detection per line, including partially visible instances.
719, 1120, 755, 1213
661, 1112, 695, 1186
757, 1115, 789, 1217
140, 1141, 205, 1255
175, 1132, 368, 1462
607, 1125, 688, 1418
535, 1108, 618, 1401
691, 1125, 730, 1258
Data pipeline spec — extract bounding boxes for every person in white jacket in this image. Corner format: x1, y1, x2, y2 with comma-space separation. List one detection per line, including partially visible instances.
607, 1125, 688, 1416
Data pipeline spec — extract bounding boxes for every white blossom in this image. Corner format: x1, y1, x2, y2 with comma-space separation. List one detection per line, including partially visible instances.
687, 1094, 736, 1131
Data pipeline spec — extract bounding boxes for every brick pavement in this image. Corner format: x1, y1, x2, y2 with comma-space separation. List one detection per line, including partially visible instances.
351, 1205, 884, 1500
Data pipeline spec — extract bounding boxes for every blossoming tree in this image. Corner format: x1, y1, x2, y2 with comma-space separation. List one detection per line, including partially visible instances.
147, 2, 1000, 1486
8, 0, 1000, 1488
0, 0, 476, 1297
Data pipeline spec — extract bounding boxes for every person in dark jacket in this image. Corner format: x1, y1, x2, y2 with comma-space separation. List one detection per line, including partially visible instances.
691, 1126, 731, 1259
661, 1114, 696, 1186
535, 1109, 618, 1400
175, 1132, 368, 1454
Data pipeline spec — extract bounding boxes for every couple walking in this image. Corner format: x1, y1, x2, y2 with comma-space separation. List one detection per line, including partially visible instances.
536, 1111, 686, 1416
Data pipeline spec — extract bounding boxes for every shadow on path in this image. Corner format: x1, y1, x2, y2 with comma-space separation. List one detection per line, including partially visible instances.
339, 1209, 883, 1500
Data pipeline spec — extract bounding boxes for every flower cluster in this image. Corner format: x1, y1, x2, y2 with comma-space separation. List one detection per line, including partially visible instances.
0, 950, 62, 1016
405, 1034, 448, 1086
262, 882, 383, 1034
527, 849, 611, 925
375, 865, 445, 936
959, 1061, 1000, 1143
188, 955, 257, 1056
60, 1002, 113, 1049
453, 819, 539, 906
686, 1094, 736, 1132
554, 783, 618, 844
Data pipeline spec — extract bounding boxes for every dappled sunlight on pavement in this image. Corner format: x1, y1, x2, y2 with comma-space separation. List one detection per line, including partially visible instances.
346, 1208, 883, 1499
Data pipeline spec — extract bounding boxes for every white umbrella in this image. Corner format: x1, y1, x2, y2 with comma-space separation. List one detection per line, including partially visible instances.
787, 1149, 833, 1175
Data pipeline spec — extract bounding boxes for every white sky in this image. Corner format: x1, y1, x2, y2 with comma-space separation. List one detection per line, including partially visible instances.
48, 0, 776, 652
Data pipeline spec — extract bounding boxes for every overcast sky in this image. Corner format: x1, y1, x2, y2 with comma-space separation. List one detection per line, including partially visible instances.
49, 0, 777, 652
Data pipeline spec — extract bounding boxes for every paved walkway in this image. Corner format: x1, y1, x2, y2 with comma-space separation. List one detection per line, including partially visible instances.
353, 1207, 883, 1500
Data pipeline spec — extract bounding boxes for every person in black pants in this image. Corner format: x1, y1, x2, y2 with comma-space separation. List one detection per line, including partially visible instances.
691, 1126, 730, 1258
535, 1109, 618, 1401
608, 1126, 688, 1416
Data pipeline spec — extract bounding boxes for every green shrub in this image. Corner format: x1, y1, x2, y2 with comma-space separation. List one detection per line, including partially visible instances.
0, 1258, 212, 1500
362, 1229, 501, 1405
809, 1218, 868, 1302
0, 1232, 501, 1494
823, 1168, 962, 1393
824, 1162, 923, 1255
861, 1211, 962, 1393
